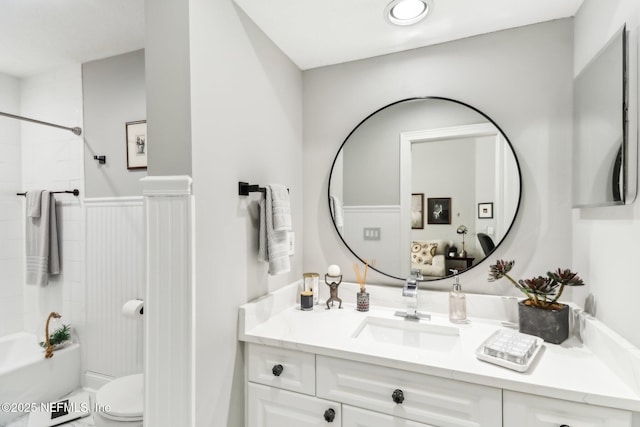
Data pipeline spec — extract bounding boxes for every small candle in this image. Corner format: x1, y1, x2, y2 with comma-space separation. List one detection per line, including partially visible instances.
327, 264, 341, 276
300, 291, 313, 311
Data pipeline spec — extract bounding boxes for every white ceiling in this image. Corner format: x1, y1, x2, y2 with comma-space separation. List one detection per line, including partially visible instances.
0, 0, 144, 78
0, 0, 584, 78
233, 0, 585, 70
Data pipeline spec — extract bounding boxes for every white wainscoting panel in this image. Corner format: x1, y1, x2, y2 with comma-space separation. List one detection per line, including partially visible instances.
85, 197, 144, 380
142, 176, 195, 427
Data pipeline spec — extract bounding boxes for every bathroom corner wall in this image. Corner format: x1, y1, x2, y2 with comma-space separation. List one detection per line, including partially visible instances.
186, 1, 304, 426
0, 73, 23, 336
19, 64, 85, 339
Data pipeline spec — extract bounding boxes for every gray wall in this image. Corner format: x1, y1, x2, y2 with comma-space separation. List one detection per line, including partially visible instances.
82, 50, 146, 197
411, 137, 478, 255
341, 99, 483, 206
188, 1, 304, 426
145, 0, 191, 176
304, 19, 575, 292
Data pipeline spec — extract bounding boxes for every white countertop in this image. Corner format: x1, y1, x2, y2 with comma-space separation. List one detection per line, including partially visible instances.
239, 281, 640, 412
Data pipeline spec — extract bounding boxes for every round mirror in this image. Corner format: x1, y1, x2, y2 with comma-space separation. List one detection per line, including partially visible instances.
328, 97, 522, 281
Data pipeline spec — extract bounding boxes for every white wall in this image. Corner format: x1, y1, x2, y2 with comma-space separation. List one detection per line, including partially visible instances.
19, 65, 85, 344
187, 1, 303, 426
84, 199, 145, 381
0, 73, 23, 336
304, 19, 575, 293
573, 0, 640, 347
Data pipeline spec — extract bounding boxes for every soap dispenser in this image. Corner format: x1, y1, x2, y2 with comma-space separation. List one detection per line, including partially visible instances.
449, 270, 468, 324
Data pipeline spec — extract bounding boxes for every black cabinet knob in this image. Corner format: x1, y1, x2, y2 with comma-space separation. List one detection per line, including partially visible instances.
323, 408, 335, 422
271, 364, 283, 376
392, 389, 404, 404
560, 425, 570, 427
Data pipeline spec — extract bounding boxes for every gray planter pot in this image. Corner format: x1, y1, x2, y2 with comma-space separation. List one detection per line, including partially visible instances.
518, 300, 570, 344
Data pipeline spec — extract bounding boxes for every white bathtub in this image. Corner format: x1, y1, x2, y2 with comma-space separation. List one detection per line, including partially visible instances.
0, 332, 80, 426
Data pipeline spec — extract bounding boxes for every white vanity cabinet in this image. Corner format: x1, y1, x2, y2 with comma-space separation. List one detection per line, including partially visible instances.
246, 344, 341, 426
316, 355, 502, 427
503, 390, 633, 427
246, 343, 502, 427
240, 285, 640, 427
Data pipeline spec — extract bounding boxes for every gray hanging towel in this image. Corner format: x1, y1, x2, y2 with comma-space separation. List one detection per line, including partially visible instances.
26, 191, 60, 286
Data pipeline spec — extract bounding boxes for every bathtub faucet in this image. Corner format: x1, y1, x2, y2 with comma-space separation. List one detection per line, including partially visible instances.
44, 312, 61, 359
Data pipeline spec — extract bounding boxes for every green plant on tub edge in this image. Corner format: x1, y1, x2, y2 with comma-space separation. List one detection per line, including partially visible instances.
39, 324, 71, 348
488, 260, 585, 310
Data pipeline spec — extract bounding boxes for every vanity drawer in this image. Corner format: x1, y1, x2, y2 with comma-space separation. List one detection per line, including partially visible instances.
316, 355, 501, 427
503, 390, 633, 427
343, 405, 432, 426
248, 382, 341, 427
247, 343, 315, 396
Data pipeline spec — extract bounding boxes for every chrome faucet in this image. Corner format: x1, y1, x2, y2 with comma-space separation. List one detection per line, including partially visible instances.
395, 270, 430, 320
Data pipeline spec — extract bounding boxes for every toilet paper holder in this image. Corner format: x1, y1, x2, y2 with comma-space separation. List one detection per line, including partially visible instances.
122, 299, 144, 317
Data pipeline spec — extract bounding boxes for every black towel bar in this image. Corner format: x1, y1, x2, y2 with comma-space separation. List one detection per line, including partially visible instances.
238, 182, 265, 196
17, 189, 80, 197
238, 182, 289, 196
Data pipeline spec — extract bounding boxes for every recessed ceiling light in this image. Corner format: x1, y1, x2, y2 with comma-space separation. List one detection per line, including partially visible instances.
384, 0, 433, 26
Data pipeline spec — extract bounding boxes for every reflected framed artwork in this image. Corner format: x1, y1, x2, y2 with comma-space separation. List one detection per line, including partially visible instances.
411, 193, 424, 229
478, 202, 493, 219
427, 197, 451, 224
126, 120, 147, 170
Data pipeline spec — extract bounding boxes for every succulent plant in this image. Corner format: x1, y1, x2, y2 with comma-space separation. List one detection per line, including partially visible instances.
488, 260, 584, 309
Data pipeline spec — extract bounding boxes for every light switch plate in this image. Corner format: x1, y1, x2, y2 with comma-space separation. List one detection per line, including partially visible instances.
363, 227, 381, 241
288, 231, 295, 255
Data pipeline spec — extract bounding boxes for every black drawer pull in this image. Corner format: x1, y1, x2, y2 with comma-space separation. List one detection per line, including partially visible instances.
392, 389, 404, 404
324, 408, 335, 422
272, 364, 283, 376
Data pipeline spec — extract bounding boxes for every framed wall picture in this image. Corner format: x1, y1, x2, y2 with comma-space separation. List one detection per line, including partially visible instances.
427, 197, 451, 224
126, 120, 147, 170
478, 202, 494, 219
411, 193, 424, 229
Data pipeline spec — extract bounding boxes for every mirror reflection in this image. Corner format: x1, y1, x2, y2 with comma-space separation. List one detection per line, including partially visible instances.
328, 97, 521, 280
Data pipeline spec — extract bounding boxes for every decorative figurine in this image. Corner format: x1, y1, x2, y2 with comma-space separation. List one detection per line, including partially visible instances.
325, 264, 343, 309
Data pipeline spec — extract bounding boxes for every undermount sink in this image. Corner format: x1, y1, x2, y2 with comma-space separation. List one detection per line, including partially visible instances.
352, 316, 460, 351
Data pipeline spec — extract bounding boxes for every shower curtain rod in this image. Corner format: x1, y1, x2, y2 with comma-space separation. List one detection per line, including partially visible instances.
0, 111, 82, 136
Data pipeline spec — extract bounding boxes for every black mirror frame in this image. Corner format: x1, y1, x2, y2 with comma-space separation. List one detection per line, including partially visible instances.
327, 96, 523, 281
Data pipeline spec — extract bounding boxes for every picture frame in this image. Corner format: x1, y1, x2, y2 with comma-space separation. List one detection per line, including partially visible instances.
478, 202, 494, 219
427, 197, 451, 224
126, 120, 147, 170
411, 193, 424, 229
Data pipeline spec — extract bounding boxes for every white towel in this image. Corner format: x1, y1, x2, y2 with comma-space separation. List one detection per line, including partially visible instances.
269, 184, 291, 232
26, 191, 60, 286
26, 190, 43, 217
329, 195, 344, 232
258, 185, 291, 275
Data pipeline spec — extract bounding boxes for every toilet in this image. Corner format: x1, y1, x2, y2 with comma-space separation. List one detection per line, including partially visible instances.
94, 373, 143, 426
